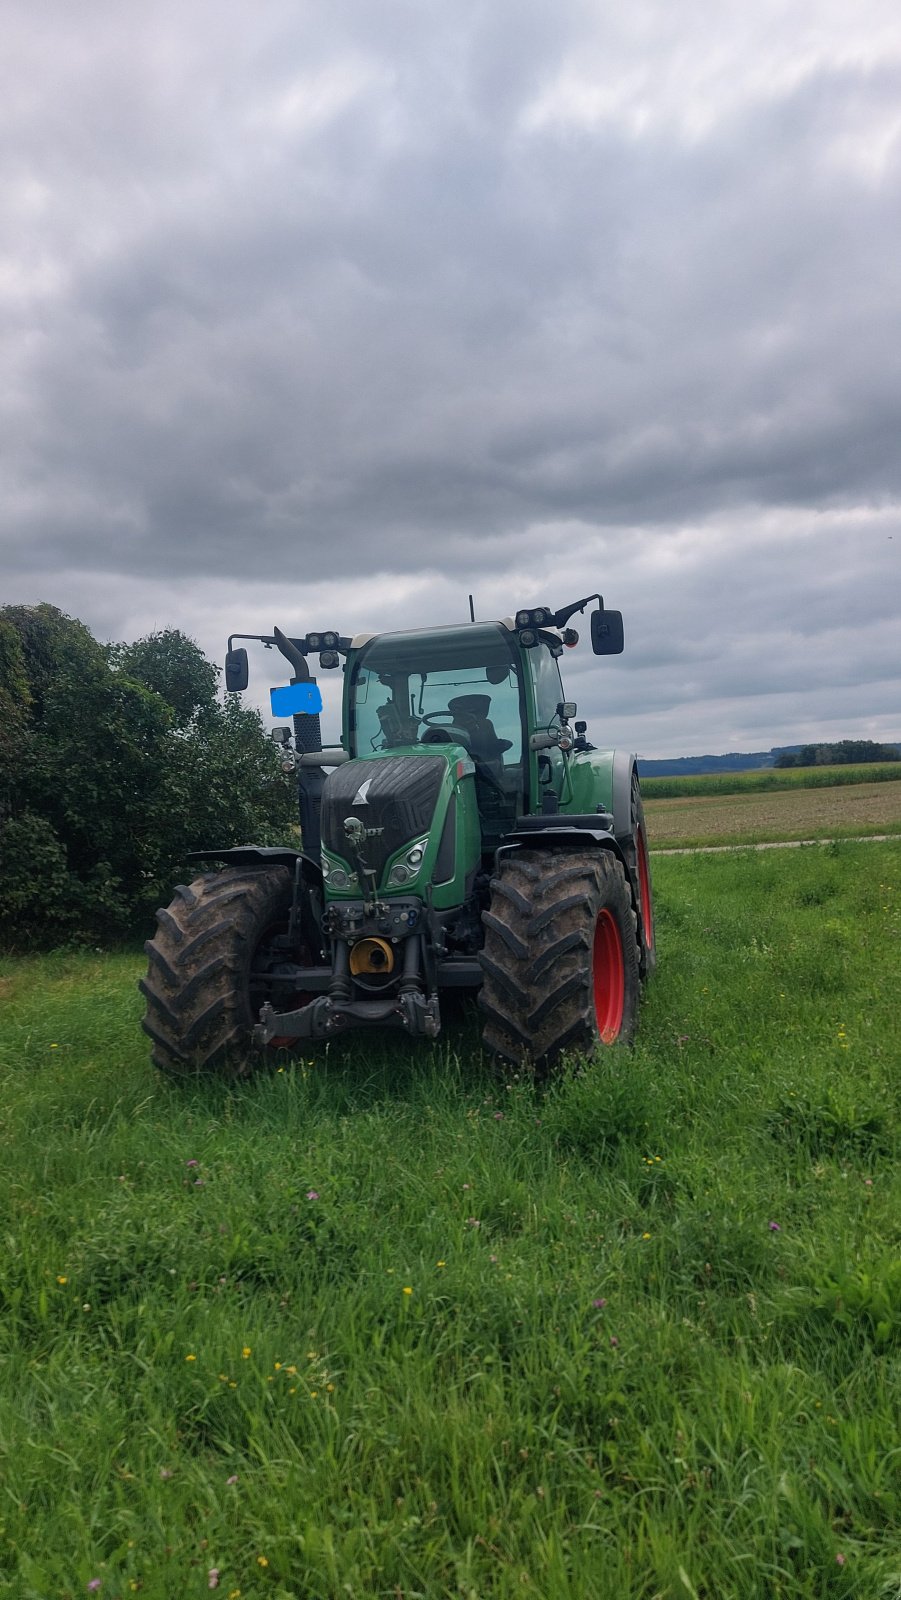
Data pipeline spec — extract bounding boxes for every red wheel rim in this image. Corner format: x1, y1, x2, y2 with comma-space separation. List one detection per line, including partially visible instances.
592, 908, 625, 1043
636, 824, 654, 950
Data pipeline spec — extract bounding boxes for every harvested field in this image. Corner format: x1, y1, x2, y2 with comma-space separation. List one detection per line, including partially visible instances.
644, 777, 901, 847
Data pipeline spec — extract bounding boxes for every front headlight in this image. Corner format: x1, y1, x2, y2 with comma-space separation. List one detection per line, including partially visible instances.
321, 851, 358, 891
387, 835, 430, 887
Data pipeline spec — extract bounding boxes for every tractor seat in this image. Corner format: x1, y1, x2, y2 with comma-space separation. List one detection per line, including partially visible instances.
447, 695, 513, 766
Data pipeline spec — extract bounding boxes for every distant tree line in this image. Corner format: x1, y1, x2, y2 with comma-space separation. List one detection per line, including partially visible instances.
0, 604, 296, 947
774, 739, 900, 769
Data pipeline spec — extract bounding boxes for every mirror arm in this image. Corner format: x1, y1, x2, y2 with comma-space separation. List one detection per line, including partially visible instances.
552, 593, 603, 629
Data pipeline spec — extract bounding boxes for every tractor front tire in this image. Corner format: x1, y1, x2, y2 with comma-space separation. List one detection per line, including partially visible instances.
479, 848, 639, 1071
140, 866, 293, 1076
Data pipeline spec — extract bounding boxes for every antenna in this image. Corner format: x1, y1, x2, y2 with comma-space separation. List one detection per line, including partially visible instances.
468, 594, 475, 622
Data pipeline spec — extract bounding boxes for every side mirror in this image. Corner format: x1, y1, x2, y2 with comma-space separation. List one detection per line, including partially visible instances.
590, 609, 624, 655
225, 647, 249, 691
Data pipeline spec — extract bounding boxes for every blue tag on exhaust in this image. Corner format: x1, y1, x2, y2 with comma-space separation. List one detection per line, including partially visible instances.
270, 682, 323, 716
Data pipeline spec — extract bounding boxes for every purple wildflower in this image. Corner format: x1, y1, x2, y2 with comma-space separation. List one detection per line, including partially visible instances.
835, 1553, 846, 1567
186, 1159, 199, 1168
768, 1221, 781, 1232
592, 1298, 607, 1309
208, 1568, 220, 1589
306, 1189, 320, 1201
226, 1474, 238, 1486
609, 1336, 619, 1348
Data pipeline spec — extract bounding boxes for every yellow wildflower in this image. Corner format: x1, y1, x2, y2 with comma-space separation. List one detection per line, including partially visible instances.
242, 1346, 251, 1359
57, 1275, 67, 1285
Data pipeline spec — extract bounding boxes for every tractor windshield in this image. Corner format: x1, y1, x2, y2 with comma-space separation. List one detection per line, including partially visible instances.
349, 624, 525, 827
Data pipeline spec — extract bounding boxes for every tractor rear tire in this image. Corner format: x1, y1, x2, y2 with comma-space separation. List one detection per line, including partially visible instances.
631, 775, 656, 978
479, 847, 640, 1071
140, 866, 293, 1076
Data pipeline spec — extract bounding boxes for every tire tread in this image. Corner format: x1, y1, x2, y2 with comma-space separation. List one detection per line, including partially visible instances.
478, 847, 640, 1070
140, 866, 293, 1076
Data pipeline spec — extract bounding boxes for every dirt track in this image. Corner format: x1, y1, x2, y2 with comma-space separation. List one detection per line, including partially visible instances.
652, 835, 895, 855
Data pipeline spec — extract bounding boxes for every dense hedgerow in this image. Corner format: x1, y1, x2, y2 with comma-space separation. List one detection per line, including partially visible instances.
0, 605, 295, 946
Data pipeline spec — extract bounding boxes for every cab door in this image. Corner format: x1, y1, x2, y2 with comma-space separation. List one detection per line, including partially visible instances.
528, 644, 568, 810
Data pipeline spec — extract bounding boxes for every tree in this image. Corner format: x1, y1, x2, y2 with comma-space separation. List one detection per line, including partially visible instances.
790, 738, 899, 768
110, 630, 220, 730
0, 618, 31, 801
0, 605, 296, 946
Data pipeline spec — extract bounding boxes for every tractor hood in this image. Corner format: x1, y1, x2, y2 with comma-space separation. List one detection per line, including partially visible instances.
320, 747, 475, 895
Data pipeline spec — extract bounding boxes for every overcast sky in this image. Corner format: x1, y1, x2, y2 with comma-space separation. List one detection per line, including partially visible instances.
3, 0, 900, 756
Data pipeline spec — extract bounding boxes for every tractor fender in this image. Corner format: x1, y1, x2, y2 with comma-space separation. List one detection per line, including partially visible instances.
185, 845, 323, 886
566, 747, 637, 841
497, 819, 627, 871
595, 750, 643, 911
610, 750, 639, 845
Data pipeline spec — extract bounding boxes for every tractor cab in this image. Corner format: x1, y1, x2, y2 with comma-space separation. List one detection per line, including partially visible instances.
348, 622, 525, 843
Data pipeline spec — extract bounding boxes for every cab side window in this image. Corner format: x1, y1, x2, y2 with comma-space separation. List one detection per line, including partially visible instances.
529, 645, 567, 802
531, 646, 565, 730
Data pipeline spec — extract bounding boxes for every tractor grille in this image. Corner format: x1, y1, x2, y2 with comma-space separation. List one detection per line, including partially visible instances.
321, 756, 446, 882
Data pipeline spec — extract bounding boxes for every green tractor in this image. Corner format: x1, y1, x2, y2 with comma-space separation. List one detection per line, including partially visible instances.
140, 595, 655, 1074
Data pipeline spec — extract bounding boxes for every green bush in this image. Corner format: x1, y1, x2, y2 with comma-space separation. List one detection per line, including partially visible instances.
0, 605, 296, 945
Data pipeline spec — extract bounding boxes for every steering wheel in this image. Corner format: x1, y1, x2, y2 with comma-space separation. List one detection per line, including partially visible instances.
420, 712, 470, 747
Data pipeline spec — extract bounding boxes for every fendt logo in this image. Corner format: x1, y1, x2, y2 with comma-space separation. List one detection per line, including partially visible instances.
354, 777, 374, 806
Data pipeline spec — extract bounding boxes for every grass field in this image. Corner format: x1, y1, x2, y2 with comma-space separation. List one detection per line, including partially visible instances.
641, 763, 901, 800
1, 834, 899, 1599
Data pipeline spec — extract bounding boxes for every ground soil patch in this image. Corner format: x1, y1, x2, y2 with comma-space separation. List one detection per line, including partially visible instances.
644, 778, 901, 847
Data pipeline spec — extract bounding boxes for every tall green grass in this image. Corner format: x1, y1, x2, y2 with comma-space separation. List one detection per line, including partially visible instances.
1, 841, 899, 1599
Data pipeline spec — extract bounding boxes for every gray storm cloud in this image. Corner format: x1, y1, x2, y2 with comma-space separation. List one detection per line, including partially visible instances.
1, 0, 900, 754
